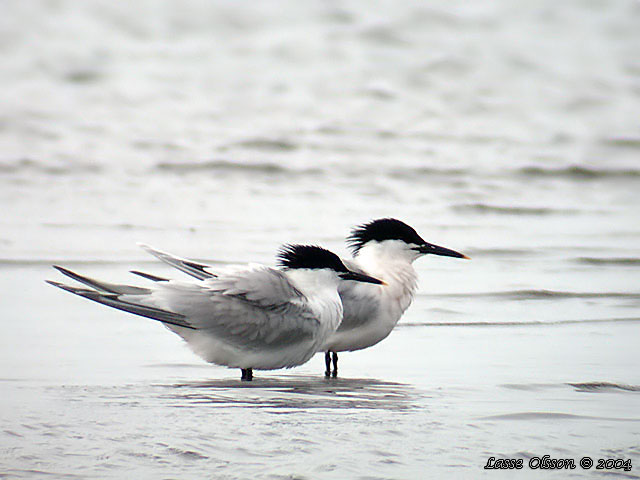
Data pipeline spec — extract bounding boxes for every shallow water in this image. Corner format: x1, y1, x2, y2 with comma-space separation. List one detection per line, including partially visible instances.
2, 0, 640, 478
2, 268, 640, 478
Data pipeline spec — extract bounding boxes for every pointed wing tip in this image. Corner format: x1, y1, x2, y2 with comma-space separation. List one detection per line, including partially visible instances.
46, 280, 76, 293
137, 242, 158, 253
137, 242, 160, 255
51, 265, 87, 284
52, 265, 81, 280
130, 270, 168, 282
137, 243, 165, 257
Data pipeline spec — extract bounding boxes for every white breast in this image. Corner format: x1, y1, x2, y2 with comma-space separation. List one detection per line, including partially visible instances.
322, 245, 419, 352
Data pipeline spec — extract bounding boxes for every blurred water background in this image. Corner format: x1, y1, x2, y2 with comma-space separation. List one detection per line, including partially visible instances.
1, 0, 639, 478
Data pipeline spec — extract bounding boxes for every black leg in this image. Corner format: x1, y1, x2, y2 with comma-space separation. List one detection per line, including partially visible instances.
241, 368, 253, 381
331, 351, 338, 378
324, 351, 331, 377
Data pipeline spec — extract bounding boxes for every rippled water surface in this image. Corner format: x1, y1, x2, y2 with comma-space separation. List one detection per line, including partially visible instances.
1, 0, 639, 478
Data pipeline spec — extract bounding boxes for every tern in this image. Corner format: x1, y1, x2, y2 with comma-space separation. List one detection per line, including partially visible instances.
47, 244, 382, 380
322, 218, 469, 377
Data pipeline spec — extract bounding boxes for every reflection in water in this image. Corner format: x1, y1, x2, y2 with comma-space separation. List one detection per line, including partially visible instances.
160, 376, 421, 411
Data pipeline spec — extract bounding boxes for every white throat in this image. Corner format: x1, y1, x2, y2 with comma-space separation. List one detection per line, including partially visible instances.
285, 268, 342, 298
353, 240, 419, 311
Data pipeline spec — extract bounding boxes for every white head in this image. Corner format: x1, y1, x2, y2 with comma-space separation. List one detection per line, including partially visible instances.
278, 244, 383, 289
347, 218, 469, 264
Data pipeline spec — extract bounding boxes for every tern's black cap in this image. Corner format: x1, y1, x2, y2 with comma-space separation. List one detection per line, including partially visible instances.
347, 218, 425, 254
277, 244, 348, 272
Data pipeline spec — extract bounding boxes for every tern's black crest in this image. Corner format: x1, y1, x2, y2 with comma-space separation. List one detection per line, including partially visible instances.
277, 245, 348, 272
347, 218, 425, 254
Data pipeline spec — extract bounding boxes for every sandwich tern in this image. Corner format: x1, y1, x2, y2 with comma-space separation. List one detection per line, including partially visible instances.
322, 218, 469, 377
47, 244, 382, 380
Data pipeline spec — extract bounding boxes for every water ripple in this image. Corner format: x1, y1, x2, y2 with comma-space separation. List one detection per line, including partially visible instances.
452, 203, 583, 216
568, 382, 640, 393
154, 159, 321, 176
574, 257, 640, 267
0, 158, 101, 175
517, 165, 640, 180
480, 412, 640, 422
420, 289, 640, 300
399, 317, 640, 328
226, 138, 299, 152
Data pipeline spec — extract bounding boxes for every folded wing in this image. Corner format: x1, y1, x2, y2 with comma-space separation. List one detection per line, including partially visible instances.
48, 264, 318, 350
158, 265, 317, 349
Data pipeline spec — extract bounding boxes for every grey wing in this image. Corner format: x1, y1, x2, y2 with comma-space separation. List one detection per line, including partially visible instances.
138, 243, 217, 280
338, 259, 381, 331
157, 266, 319, 349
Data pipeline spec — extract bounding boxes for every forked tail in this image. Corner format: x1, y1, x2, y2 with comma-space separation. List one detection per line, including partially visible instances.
47, 266, 194, 330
